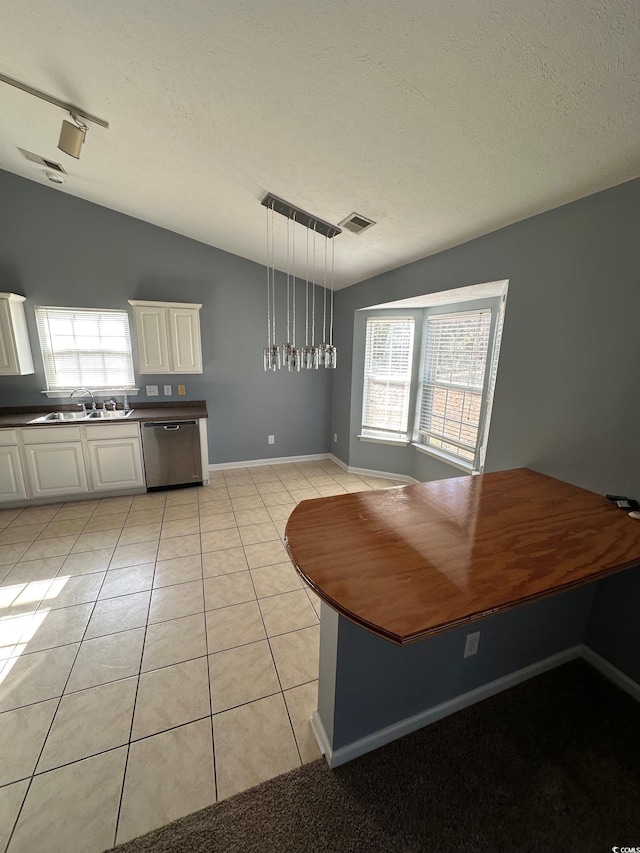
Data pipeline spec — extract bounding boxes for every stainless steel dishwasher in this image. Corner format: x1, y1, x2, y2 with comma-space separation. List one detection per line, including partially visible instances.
141, 420, 202, 489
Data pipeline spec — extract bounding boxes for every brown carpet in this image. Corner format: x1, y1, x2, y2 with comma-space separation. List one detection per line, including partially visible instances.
111, 660, 640, 853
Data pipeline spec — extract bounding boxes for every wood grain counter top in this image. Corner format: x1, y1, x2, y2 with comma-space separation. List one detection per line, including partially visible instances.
285, 468, 640, 645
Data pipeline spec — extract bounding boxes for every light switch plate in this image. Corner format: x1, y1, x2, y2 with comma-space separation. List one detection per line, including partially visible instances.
146, 385, 158, 396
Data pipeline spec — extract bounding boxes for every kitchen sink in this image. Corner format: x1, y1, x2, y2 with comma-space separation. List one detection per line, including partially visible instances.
28, 409, 134, 424
84, 410, 134, 420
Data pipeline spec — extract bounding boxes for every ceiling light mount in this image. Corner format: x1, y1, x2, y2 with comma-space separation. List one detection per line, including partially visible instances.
261, 193, 341, 239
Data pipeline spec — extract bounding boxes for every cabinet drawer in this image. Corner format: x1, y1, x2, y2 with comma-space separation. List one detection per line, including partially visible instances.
84, 423, 140, 440
23, 426, 82, 444
0, 430, 18, 446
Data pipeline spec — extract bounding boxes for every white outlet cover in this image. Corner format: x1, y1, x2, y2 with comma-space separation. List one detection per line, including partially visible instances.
146, 385, 159, 396
163, 385, 172, 395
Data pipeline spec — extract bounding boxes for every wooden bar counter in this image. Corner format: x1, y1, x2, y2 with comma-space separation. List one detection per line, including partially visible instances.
285, 468, 640, 766
285, 468, 640, 645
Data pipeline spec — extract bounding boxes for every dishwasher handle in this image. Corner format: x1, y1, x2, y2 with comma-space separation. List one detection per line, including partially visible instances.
143, 420, 198, 429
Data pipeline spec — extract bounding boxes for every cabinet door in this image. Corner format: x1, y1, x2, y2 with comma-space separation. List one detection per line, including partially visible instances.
0, 446, 27, 503
0, 299, 18, 375
168, 307, 202, 373
133, 305, 171, 374
25, 442, 89, 497
0, 297, 34, 375
87, 438, 144, 491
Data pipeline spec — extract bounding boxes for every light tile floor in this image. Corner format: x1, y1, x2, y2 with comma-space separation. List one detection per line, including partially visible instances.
0, 460, 403, 852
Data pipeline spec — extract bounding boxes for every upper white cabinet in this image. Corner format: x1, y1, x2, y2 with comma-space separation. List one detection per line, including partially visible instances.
0, 293, 34, 375
129, 300, 202, 374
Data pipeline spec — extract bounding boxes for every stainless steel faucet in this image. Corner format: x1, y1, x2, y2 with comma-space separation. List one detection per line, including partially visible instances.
69, 387, 96, 411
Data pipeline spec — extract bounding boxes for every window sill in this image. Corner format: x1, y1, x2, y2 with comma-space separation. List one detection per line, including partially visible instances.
41, 388, 140, 399
412, 442, 476, 473
358, 434, 409, 447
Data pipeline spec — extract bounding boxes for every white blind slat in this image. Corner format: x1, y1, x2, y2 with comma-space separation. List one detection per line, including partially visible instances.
36, 306, 135, 390
362, 317, 415, 439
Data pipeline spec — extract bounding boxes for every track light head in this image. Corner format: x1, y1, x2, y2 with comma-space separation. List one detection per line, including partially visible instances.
58, 115, 87, 159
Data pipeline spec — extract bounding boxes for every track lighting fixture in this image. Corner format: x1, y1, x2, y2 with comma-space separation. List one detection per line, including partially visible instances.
0, 72, 109, 161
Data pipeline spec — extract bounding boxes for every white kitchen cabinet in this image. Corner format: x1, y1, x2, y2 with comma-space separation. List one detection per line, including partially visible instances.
129, 300, 202, 374
86, 424, 144, 491
23, 442, 89, 498
0, 293, 34, 375
0, 446, 27, 503
22, 427, 89, 498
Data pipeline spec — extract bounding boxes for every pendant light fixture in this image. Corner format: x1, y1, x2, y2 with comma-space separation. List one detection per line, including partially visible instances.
262, 193, 340, 372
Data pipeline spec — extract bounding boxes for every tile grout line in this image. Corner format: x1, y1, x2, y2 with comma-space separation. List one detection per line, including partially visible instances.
111, 496, 165, 849
199, 488, 220, 806
243, 483, 305, 768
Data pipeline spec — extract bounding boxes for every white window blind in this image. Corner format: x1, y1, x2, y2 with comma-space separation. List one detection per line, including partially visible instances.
419, 309, 492, 463
362, 316, 415, 440
36, 306, 135, 390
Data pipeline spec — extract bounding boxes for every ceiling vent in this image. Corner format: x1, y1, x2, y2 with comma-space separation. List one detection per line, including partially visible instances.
338, 212, 376, 235
18, 148, 67, 174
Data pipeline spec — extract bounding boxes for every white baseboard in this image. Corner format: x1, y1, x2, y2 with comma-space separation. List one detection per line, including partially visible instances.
209, 453, 330, 471
328, 454, 417, 484
581, 645, 640, 703
209, 452, 417, 484
328, 453, 349, 472
310, 710, 333, 760
315, 646, 584, 768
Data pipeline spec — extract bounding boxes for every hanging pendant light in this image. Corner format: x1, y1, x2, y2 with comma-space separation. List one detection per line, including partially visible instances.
263, 200, 280, 371
261, 193, 340, 373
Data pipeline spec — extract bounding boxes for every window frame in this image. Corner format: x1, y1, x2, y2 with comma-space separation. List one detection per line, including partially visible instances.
35, 305, 138, 398
359, 314, 416, 444
413, 296, 504, 473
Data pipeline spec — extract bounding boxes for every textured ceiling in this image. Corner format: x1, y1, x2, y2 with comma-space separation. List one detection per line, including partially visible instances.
1, 0, 639, 289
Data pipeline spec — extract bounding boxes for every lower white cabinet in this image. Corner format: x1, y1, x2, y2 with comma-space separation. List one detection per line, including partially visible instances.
87, 437, 144, 491
0, 446, 27, 502
24, 442, 89, 498
1, 422, 145, 503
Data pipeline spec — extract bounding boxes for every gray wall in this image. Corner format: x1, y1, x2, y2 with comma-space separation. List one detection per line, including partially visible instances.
329, 584, 595, 748
332, 178, 640, 498
0, 169, 332, 463
331, 177, 640, 685
586, 565, 640, 684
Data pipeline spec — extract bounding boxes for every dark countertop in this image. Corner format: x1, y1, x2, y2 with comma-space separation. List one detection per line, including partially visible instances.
0, 400, 208, 429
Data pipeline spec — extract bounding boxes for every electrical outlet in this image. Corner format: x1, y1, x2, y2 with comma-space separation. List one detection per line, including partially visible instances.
464, 631, 480, 658
268, 435, 275, 445
146, 385, 158, 396
333, 433, 338, 443
177, 385, 186, 396
163, 385, 172, 396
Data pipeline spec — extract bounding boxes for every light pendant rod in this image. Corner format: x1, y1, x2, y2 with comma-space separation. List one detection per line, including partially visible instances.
330, 237, 335, 346
0, 72, 110, 128
261, 193, 341, 239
